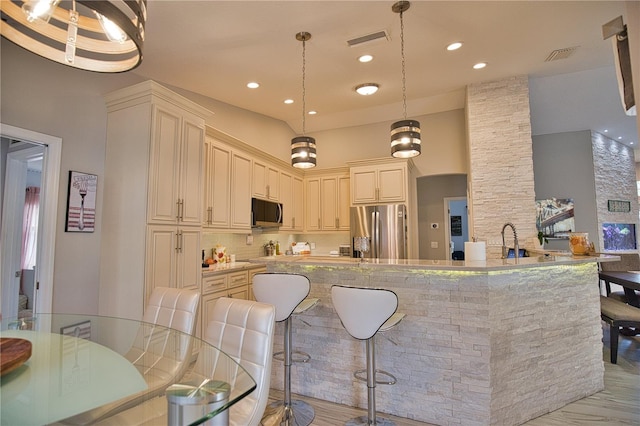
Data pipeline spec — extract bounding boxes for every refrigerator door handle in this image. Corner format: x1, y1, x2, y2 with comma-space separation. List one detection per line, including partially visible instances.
374, 210, 380, 258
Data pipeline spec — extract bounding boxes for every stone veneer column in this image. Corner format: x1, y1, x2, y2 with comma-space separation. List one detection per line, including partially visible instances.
466, 75, 537, 258
592, 131, 640, 250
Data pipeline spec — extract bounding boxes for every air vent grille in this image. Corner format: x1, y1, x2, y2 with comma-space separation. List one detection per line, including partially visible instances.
545, 46, 579, 62
347, 30, 389, 47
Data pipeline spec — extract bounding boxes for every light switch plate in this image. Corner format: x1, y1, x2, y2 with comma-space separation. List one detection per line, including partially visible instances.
246, 235, 253, 245
431, 241, 438, 248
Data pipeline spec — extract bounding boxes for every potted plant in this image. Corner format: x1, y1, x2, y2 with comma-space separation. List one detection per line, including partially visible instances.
537, 231, 548, 248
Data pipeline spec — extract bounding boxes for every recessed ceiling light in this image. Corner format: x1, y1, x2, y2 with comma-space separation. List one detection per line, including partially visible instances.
247, 82, 260, 89
630, 142, 635, 145
604, 129, 609, 133
447, 42, 463, 51
358, 54, 374, 63
284, 99, 294, 104
618, 136, 623, 140
473, 62, 487, 70
308, 111, 317, 115
355, 83, 379, 95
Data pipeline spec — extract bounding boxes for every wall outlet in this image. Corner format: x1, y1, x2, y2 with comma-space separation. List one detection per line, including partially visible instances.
246, 235, 253, 245
431, 241, 438, 248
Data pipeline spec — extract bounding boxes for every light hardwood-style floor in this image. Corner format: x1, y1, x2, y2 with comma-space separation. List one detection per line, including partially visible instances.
268, 325, 640, 425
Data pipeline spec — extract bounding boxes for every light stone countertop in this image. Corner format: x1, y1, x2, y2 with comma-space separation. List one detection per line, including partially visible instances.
202, 261, 266, 276
249, 253, 619, 272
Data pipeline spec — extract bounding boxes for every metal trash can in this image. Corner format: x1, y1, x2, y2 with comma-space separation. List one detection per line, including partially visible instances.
166, 380, 231, 426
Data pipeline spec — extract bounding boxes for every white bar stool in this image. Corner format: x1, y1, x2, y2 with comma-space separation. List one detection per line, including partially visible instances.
331, 285, 401, 426
253, 273, 316, 426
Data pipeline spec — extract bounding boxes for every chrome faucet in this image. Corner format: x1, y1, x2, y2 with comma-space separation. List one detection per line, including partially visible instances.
501, 222, 519, 259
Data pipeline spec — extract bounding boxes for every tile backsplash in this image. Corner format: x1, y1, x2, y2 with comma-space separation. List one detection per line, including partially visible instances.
202, 231, 350, 260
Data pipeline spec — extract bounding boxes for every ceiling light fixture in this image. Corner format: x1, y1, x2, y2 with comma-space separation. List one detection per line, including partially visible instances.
473, 62, 487, 69
291, 31, 317, 169
355, 83, 380, 96
247, 82, 260, 89
359, 54, 374, 63
0, 0, 146, 72
390, 1, 421, 158
284, 99, 294, 104
447, 42, 463, 51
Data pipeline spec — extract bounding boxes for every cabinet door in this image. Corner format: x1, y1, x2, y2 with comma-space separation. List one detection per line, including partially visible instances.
321, 177, 338, 229
252, 160, 267, 199
337, 176, 350, 230
228, 285, 249, 300
201, 290, 227, 339
148, 105, 181, 224
280, 172, 293, 230
378, 166, 406, 203
231, 152, 252, 229
351, 168, 378, 204
267, 167, 279, 201
145, 225, 177, 304
203, 139, 213, 226
292, 176, 304, 231
305, 178, 321, 231
210, 143, 231, 227
179, 117, 204, 225
176, 227, 201, 290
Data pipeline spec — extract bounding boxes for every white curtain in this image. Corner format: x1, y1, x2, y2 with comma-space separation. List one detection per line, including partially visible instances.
21, 186, 40, 275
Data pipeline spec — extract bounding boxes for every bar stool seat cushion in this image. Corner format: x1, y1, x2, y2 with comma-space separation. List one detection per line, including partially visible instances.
331, 285, 398, 340
253, 273, 310, 322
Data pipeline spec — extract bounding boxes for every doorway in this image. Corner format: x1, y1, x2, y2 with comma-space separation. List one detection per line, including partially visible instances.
444, 197, 468, 259
0, 124, 61, 319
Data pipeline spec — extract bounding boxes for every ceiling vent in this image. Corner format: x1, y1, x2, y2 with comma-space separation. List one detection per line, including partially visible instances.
545, 46, 579, 62
347, 30, 389, 47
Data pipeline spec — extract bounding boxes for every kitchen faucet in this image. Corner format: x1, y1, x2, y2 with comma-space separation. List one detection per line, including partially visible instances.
501, 222, 519, 259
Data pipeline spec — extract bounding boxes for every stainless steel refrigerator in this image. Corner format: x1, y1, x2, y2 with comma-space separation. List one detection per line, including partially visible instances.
350, 204, 408, 259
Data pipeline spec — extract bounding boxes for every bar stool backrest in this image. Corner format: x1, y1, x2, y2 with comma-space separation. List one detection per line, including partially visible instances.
253, 273, 310, 322
331, 285, 398, 340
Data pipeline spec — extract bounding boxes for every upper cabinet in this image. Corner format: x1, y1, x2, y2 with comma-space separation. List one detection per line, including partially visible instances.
304, 169, 350, 232
147, 99, 205, 225
350, 160, 409, 205
203, 137, 231, 228
252, 160, 279, 201
231, 151, 252, 229
279, 172, 304, 231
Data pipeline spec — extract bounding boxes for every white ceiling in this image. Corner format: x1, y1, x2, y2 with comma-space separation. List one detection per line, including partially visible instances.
132, 1, 638, 145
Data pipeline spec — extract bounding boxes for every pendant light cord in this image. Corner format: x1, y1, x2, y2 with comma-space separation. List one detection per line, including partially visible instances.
301, 34, 307, 135
400, 8, 407, 120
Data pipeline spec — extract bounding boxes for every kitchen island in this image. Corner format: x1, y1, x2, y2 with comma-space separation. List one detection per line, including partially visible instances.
251, 254, 614, 425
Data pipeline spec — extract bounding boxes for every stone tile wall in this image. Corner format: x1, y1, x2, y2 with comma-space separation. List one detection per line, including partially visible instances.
466, 76, 538, 258
265, 262, 604, 425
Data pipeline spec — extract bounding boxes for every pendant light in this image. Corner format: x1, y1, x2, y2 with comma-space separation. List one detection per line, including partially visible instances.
390, 1, 421, 158
0, 0, 146, 72
291, 32, 317, 169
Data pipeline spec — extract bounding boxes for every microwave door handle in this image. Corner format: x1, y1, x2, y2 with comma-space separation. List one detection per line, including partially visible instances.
277, 204, 283, 224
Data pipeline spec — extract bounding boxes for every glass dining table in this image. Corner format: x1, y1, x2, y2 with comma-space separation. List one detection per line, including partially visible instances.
0, 313, 256, 426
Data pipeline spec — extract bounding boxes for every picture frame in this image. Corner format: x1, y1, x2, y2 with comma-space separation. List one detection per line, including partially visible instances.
65, 171, 98, 232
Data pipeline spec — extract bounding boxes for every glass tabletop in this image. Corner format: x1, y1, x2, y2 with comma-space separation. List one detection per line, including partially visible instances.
0, 314, 256, 426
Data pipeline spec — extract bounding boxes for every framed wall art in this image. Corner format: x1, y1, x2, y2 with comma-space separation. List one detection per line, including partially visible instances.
65, 171, 98, 232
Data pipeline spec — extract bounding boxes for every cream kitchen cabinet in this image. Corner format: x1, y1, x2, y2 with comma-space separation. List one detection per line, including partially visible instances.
305, 170, 350, 232
248, 265, 267, 301
350, 161, 408, 204
252, 160, 279, 201
147, 98, 204, 226
203, 137, 231, 228
280, 171, 304, 231
100, 81, 211, 320
230, 151, 252, 229
145, 225, 202, 307
199, 270, 250, 338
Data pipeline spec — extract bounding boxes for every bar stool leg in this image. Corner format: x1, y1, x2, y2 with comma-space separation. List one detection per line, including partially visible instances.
346, 336, 395, 426
265, 317, 315, 426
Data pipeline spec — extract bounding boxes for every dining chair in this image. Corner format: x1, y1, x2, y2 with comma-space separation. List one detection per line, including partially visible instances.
63, 287, 200, 425
92, 297, 275, 426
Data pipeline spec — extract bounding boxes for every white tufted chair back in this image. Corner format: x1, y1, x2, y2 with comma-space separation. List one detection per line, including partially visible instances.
331, 285, 398, 340
252, 273, 310, 322
201, 297, 276, 426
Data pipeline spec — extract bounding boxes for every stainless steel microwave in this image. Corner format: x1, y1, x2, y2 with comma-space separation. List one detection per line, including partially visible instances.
251, 198, 283, 228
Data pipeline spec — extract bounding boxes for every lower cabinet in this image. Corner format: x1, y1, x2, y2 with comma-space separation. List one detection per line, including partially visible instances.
199, 268, 255, 339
